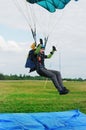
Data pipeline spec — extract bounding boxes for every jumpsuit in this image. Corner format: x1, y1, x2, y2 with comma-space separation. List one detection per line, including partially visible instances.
36, 52, 65, 92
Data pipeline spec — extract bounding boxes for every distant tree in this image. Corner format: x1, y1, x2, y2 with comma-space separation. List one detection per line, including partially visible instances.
78, 78, 83, 81
0, 73, 5, 80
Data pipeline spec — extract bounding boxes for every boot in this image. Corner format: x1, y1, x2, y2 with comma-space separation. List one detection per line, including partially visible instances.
59, 87, 69, 95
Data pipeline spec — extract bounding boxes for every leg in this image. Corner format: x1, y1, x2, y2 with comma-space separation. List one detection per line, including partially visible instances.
49, 70, 69, 95
37, 68, 63, 92
37, 68, 69, 95
49, 70, 64, 88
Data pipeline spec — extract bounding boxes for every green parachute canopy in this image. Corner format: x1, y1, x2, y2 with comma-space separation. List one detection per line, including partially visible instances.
26, 0, 71, 12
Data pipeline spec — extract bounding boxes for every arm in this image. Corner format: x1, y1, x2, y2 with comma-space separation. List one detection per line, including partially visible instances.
46, 50, 55, 58
34, 44, 41, 55
46, 46, 57, 58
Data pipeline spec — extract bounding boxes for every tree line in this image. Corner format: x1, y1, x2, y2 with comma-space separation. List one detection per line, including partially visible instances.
0, 73, 46, 80
0, 73, 85, 81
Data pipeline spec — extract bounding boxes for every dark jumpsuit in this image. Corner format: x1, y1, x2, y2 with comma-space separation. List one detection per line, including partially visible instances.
35, 49, 65, 92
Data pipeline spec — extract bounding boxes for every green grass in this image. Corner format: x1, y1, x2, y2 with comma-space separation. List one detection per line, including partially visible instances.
0, 80, 86, 113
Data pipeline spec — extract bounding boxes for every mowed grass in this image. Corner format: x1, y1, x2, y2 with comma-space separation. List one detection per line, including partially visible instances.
0, 80, 86, 113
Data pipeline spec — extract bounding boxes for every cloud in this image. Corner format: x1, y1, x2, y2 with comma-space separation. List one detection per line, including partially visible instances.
0, 35, 28, 75
0, 36, 23, 52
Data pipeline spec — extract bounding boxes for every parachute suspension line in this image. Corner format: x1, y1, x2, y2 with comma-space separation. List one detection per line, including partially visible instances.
14, 0, 31, 28
24, 1, 37, 43
30, 27, 36, 44
43, 78, 48, 88
48, 10, 64, 40
44, 2, 52, 45
38, 5, 64, 47
59, 49, 62, 72
14, 0, 37, 43
42, 0, 51, 43
43, 10, 64, 49
25, 2, 49, 44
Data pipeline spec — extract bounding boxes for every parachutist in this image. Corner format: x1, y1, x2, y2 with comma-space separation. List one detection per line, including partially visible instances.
35, 44, 69, 95
25, 40, 69, 95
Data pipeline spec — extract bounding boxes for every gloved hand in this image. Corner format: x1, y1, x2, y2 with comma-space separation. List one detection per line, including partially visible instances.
40, 38, 43, 45
52, 46, 57, 51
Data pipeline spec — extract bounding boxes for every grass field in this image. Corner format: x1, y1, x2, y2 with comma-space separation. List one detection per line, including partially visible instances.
0, 80, 86, 113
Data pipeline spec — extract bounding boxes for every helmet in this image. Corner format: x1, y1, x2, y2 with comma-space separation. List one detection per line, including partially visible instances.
30, 43, 36, 49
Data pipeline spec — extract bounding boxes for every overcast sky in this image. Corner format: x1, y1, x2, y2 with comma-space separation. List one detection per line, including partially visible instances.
0, 0, 86, 78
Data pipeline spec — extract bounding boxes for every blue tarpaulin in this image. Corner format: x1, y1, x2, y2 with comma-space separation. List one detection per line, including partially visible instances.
0, 110, 86, 130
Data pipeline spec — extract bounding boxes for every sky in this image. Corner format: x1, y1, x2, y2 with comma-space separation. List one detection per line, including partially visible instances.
0, 0, 86, 79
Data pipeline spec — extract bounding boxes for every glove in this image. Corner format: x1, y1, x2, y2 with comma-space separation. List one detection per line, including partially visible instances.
40, 38, 43, 45
52, 46, 57, 51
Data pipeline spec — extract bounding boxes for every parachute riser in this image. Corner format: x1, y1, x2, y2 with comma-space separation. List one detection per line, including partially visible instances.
44, 36, 49, 49
31, 27, 37, 45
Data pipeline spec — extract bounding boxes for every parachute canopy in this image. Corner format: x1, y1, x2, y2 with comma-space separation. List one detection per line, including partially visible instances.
27, 0, 71, 12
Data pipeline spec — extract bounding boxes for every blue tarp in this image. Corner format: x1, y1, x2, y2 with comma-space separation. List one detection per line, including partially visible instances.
0, 110, 86, 130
